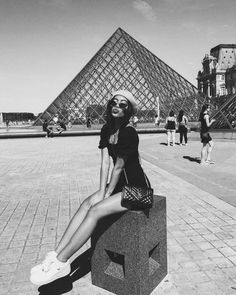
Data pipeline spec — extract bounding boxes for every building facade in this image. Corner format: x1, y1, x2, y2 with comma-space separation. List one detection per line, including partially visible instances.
197, 44, 236, 98
225, 65, 236, 95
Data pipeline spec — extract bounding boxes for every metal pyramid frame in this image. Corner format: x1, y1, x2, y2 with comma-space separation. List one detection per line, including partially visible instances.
34, 27, 207, 126
211, 93, 236, 129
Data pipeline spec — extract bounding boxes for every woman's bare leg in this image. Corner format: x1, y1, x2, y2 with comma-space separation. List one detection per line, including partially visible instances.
172, 130, 176, 146
57, 192, 127, 262
167, 131, 171, 146
200, 143, 207, 163
55, 190, 104, 253
206, 140, 214, 161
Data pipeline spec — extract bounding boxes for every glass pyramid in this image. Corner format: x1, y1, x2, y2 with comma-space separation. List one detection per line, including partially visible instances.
34, 28, 206, 126
211, 93, 236, 129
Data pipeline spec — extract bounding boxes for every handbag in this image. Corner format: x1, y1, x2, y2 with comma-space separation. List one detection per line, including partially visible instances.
121, 169, 153, 210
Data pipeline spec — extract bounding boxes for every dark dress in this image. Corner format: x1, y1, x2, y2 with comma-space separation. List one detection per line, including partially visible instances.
98, 124, 150, 195
200, 114, 212, 143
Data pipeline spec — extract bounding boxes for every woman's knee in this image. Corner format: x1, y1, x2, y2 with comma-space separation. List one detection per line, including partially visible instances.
81, 197, 93, 210
87, 204, 101, 220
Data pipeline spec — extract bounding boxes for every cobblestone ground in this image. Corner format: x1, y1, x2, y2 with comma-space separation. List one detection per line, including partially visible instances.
0, 135, 236, 295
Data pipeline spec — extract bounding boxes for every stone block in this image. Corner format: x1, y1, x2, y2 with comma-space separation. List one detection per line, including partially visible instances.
91, 195, 167, 295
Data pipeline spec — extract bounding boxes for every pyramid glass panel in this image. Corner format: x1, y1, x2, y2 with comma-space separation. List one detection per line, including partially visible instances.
34, 28, 207, 126
211, 94, 236, 129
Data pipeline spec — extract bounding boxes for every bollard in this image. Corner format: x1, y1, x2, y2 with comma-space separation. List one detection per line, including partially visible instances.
91, 195, 167, 295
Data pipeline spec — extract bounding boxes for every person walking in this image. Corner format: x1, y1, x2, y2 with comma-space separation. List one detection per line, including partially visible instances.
177, 109, 188, 146
30, 90, 152, 286
199, 104, 215, 165
86, 117, 91, 128
165, 110, 177, 146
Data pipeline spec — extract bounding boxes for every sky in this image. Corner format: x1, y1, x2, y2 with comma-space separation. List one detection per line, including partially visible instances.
0, 0, 236, 114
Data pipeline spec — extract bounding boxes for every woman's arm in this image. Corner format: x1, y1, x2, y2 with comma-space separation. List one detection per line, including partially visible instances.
205, 114, 215, 127
99, 148, 110, 195
104, 155, 126, 198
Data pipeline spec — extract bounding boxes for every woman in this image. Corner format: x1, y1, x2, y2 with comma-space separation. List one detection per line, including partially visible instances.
177, 110, 188, 146
199, 104, 215, 165
30, 90, 151, 285
165, 110, 177, 146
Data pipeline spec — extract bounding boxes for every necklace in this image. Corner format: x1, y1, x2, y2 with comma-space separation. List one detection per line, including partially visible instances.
109, 129, 119, 144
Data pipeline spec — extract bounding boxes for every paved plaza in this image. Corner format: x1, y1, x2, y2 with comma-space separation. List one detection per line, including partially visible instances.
0, 133, 236, 295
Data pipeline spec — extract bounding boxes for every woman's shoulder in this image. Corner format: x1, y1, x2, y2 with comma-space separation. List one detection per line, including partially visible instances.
119, 124, 137, 137
100, 124, 109, 132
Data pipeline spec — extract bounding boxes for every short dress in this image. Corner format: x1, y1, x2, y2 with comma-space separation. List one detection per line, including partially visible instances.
166, 117, 176, 131
98, 124, 150, 195
200, 114, 212, 143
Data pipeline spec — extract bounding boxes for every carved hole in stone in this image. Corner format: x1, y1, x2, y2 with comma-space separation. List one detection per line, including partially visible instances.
104, 250, 125, 280
149, 243, 161, 276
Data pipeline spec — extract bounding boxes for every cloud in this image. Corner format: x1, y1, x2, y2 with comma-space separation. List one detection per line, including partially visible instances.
132, 0, 157, 22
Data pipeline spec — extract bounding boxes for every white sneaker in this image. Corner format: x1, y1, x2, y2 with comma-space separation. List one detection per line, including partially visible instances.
30, 257, 71, 285
31, 251, 57, 274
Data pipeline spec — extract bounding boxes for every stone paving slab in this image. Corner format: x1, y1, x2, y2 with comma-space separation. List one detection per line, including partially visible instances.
0, 135, 236, 294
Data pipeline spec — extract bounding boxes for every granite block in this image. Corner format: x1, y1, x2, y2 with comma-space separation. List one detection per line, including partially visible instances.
91, 195, 167, 295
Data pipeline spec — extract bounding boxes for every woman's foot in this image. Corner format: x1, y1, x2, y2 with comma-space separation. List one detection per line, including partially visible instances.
31, 251, 57, 274
206, 160, 215, 164
30, 257, 71, 285
200, 161, 209, 165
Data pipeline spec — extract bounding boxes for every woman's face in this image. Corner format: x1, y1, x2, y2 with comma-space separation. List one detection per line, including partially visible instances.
110, 95, 129, 118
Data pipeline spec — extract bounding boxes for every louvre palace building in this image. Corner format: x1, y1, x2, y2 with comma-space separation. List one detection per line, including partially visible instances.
197, 44, 236, 97
197, 44, 236, 129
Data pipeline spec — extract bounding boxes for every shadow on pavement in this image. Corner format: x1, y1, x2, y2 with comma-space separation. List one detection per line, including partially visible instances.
183, 155, 201, 163
38, 248, 92, 295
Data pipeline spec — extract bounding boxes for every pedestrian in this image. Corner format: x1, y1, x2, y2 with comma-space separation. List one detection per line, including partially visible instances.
165, 110, 177, 146
154, 114, 160, 126
57, 120, 67, 134
86, 117, 91, 128
177, 109, 188, 145
133, 115, 138, 128
42, 119, 53, 138
199, 104, 215, 165
30, 90, 152, 286
67, 121, 72, 129
6, 119, 9, 131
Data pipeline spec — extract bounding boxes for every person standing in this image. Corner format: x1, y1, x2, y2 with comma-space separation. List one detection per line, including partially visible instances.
165, 110, 177, 146
199, 104, 215, 165
30, 90, 152, 286
86, 117, 91, 128
132, 115, 138, 128
6, 119, 9, 131
154, 114, 160, 126
177, 110, 188, 146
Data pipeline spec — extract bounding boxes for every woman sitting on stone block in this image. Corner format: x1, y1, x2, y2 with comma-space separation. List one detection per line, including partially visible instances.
30, 90, 152, 286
